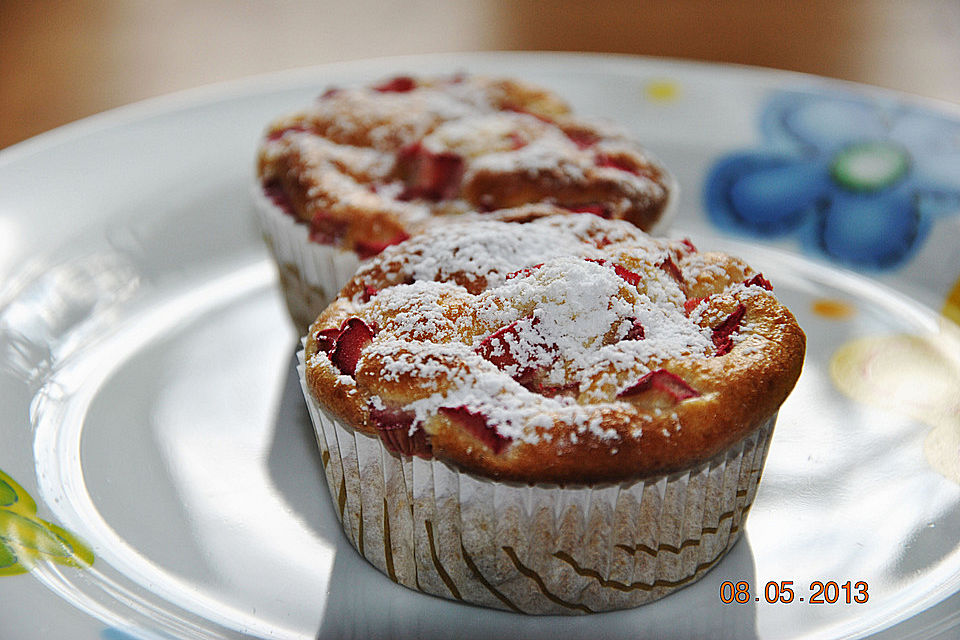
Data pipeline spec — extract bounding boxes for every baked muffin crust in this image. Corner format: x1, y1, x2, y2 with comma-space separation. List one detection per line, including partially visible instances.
303, 213, 805, 484
258, 74, 674, 257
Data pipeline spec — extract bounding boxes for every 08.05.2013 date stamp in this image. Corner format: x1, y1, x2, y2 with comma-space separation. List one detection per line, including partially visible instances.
719, 580, 869, 604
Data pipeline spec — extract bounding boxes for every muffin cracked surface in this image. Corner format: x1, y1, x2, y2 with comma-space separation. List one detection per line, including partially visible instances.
257, 74, 675, 257
303, 213, 805, 484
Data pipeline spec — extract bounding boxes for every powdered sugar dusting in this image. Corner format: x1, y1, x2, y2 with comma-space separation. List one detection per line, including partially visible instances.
338, 217, 755, 444
468, 128, 584, 179
258, 74, 673, 255
368, 280, 472, 342
355, 214, 661, 293
310, 214, 792, 450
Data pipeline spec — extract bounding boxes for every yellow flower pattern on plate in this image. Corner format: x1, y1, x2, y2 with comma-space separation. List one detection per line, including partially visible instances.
944, 274, 960, 326
644, 80, 681, 102
830, 325, 960, 484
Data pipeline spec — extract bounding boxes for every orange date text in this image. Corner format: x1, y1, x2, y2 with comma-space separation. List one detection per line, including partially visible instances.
719, 580, 869, 604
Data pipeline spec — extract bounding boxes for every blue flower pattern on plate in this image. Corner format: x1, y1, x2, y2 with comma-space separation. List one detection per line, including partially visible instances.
705, 90, 960, 270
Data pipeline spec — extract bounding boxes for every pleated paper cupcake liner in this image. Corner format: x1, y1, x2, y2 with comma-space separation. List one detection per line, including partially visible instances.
252, 185, 361, 332
298, 350, 775, 614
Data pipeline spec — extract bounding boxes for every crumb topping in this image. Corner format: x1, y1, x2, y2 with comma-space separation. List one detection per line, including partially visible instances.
258, 74, 673, 256
305, 214, 805, 484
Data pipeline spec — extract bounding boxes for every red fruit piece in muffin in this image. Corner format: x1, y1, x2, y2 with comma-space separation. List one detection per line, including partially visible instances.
370, 407, 432, 457
618, 369, 700, 402
439, 406, 512, 454
712, 304, 747, 357
318, 317, 376, 376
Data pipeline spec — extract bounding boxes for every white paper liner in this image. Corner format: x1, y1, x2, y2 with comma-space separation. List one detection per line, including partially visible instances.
297, 350, 776, 614
252, 184, 361, 331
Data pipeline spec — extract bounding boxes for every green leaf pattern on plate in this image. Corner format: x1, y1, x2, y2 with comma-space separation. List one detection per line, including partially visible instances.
0, 478, 18, 507
0, 468, 94, 576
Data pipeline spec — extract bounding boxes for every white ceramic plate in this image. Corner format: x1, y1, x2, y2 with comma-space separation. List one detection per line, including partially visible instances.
2, 52, 960, 640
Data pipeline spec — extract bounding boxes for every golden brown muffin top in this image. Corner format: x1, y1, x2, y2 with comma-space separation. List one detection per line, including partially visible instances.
258, 74, 673, 258
303, 212, 805, 483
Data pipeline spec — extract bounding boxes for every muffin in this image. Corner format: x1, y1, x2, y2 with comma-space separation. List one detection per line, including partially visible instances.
255, 73, 676, 330
297, 213, 805, 613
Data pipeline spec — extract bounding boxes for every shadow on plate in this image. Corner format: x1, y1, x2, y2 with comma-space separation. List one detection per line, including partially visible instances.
264, 350, 760, 639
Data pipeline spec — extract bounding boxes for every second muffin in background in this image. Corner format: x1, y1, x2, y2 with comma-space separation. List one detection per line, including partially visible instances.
255, 73, 677, 330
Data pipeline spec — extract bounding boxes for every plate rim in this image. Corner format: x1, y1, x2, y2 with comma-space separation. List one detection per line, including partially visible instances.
3, 49, 959, 167
2, 49, 960, 640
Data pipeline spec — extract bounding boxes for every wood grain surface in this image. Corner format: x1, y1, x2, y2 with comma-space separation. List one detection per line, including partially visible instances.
2, 0, 958, 149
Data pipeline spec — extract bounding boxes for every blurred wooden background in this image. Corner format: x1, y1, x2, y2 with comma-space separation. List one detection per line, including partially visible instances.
2, 0, 959, 149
